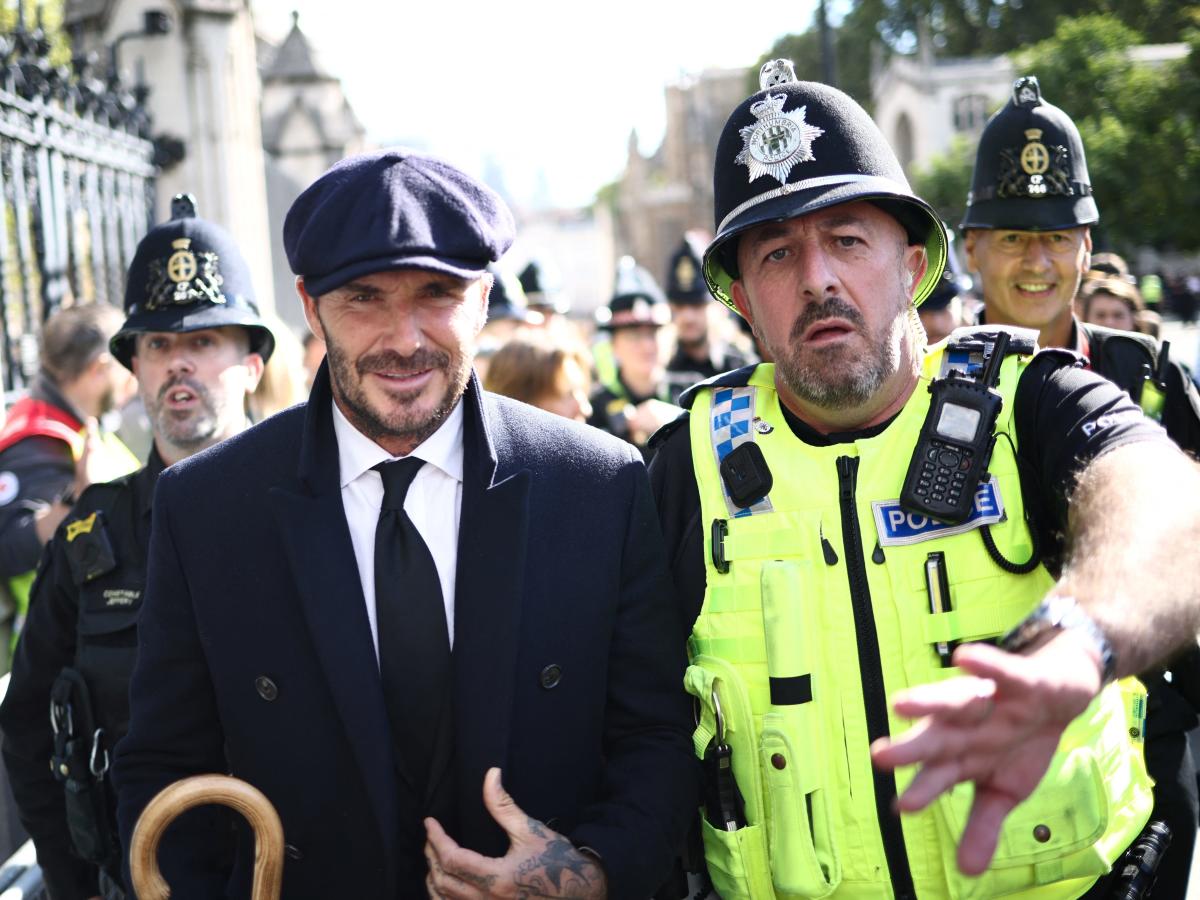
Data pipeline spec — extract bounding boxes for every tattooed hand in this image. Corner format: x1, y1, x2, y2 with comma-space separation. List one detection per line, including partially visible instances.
424, 767, 607, 899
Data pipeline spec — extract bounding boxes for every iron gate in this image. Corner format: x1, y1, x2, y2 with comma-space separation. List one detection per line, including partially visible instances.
0, 12, 156, 397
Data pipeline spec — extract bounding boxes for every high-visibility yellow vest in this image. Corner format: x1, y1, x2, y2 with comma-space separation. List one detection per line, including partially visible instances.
685, 347, 1153, 900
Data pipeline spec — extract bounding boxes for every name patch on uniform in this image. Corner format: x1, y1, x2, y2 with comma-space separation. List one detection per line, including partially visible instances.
872, 477, 1006, 546
102, 588, 140, 608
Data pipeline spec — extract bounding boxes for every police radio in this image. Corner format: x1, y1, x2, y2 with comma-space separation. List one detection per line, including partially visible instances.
901, 332, 1011, 525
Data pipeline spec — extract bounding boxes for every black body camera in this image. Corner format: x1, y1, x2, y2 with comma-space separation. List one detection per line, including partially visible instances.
901, 333, 1010, 525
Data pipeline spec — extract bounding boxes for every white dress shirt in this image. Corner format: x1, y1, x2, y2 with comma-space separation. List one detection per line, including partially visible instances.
332, 399, 463, 657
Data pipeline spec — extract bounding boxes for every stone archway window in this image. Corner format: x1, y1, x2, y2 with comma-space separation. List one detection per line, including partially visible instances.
953, 94, 989, 133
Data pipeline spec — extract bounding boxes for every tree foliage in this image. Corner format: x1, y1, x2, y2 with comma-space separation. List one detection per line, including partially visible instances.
1, 0, 71, 69
1014, 16, 1200, 251
752, 1, 1200, 107
751, 2, 1200, 250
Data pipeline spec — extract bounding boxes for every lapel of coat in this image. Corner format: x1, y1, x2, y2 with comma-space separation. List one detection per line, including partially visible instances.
266, 364, 400, 863
444, 379, 531, 845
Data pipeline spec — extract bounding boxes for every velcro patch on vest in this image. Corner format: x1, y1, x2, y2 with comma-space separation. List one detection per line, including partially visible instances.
709, 386, 773, 518
872, 477, 1006, 546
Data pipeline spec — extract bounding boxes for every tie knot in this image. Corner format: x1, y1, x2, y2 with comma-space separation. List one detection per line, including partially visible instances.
374, 458, 426, 510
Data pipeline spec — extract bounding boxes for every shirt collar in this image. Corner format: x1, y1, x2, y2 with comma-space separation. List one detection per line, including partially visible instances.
331, 397, 464, 488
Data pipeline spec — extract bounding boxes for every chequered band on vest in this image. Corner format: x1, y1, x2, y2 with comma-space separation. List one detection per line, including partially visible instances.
709, 386, 774, 518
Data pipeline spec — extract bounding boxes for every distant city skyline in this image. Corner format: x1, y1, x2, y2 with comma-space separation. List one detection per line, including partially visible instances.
252, 1, 819, 209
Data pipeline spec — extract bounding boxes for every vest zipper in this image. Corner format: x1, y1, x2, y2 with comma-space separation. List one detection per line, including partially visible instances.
836, 455, 917, 900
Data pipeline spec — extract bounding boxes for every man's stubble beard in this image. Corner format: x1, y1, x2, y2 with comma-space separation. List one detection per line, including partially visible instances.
755, 296, 900, 409
323, 327, 471, 449
146, 376, 223, 451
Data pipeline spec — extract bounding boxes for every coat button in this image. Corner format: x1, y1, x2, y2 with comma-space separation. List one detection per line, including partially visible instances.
255, 676, 278, 701
539, 664, 562, 690
1033, 825, 1051, 843
285, 843, 303, 860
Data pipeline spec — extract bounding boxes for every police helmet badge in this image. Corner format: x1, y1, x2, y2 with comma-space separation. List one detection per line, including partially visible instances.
145, 237, 226, 310
674, 255, 697, 294
735, 93, 825, 185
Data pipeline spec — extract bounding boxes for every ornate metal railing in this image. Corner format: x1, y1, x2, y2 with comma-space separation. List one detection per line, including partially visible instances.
0, 10, 157, 395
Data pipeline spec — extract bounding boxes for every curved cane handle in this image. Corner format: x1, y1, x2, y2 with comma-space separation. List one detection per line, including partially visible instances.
129, 774, 284, 900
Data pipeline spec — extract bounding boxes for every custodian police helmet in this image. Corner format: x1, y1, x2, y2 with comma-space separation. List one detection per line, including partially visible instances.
961, 75, 1097, 232
596, 256, 672, 330
703, 59, 948, 313
111, 194, 274, 369
665, 233, 710, 306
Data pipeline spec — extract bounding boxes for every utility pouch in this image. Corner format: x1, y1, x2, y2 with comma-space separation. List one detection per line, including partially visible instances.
50, 667, 119, 868
759, 562, 841, 898
685, 659, 773, 900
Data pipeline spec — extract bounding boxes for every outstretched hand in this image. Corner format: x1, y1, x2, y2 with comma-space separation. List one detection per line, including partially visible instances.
424, 767, 607, 899
870, 631, 1103, 875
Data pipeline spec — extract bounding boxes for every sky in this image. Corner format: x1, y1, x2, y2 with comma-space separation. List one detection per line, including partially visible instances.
251, 0, 819, 209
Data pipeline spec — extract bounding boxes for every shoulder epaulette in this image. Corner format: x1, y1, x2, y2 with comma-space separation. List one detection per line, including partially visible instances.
648, 411, 690, 450
678, 364, 757, 410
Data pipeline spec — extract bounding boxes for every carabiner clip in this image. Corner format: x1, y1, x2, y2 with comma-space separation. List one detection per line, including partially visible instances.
89, 728, 109, 778
50, 700, 73, 738
711, 685, 726, 748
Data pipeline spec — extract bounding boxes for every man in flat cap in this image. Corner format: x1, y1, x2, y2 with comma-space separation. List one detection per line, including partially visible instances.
112, 150, 696, 899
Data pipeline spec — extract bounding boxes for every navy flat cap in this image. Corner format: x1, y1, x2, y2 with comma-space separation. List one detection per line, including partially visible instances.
284, 149, 516, 296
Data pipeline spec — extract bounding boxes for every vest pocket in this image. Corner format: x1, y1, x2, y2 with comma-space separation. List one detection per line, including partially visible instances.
686, 658, 774, 899
934, 743, 1110, 896
760, 716, 840, 898
699, 819, 775, 900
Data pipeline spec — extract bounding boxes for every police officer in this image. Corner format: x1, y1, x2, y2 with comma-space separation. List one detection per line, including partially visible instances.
649, 60, 1200, 899
0, 306, 140, 650
588, 256, 690, 453
665, 233, 751, 382
917, 230, 974, 344
518, 259, 570, 320
963, 77, 1200, 897
0, 195, 271, 900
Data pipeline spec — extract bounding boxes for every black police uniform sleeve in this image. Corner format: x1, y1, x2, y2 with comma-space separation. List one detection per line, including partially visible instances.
1161, 358, 1200, 454
566, 446, 702, 896
647, 414, 707, 635
0, 437, 75, 578
1012, 350, 1176, 568
112, 470, 233, 899
0, 535, 98, 899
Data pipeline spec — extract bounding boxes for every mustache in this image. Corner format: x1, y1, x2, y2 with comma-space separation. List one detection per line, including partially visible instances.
156, 375, 209, 405
357, 348, 451, 376
789, 297, 866, 342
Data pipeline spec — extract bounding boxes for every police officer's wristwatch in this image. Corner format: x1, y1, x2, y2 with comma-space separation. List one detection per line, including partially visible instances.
999, 595, 1117, 685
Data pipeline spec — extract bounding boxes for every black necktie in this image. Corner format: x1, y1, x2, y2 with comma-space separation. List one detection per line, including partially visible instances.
373, 458, 451, 792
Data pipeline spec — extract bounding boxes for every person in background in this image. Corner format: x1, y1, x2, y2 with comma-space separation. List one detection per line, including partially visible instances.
518, 259, 570, 323
483, 330, 592, 423
249, 316, 308, 420
963, 75, 1200, 897
0, 195, 270, 900
1079, 276, 1147, 334
664, 233, 750, 383
588, 256, 687, 453
301, 332, 325, 390
918, 230, 973, 344
474, 264, 543, 383
0, 305, 139, 652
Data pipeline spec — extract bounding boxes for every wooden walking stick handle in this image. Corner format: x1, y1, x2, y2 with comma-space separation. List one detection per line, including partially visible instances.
129, 774, 285, 900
